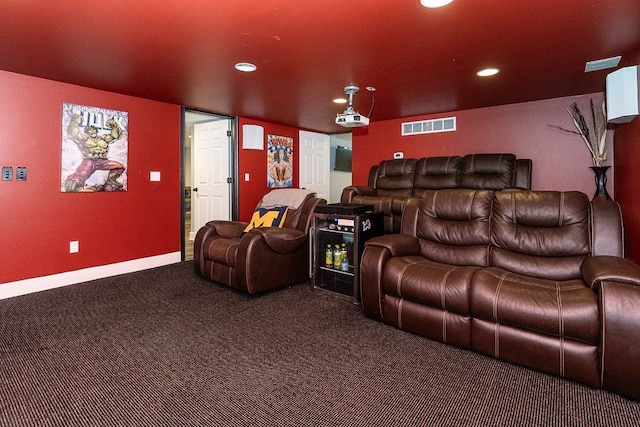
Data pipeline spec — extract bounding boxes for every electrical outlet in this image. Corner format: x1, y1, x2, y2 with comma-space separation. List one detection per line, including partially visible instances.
2, 166, 12, 181
16, 166, 27, 181
69, 241, 79, 253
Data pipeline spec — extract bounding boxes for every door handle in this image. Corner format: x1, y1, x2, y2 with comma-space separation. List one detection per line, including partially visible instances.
192, 188, 198, 192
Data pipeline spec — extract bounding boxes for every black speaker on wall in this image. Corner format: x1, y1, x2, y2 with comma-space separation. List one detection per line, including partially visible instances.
606, 65, 639, 124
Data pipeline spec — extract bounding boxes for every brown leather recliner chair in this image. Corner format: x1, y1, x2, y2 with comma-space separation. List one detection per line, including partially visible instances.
194, 189, 326, 294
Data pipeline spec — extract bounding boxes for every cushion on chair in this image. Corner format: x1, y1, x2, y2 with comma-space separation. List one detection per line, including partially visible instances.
243, 206, 288, 234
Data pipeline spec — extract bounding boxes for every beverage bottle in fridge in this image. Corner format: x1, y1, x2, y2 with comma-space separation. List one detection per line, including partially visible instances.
333, 244, 342, 270
325, 244, 333, 268
341, 243, 349, 272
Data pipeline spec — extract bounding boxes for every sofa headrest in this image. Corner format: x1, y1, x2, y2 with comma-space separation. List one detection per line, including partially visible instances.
402, 188, 494, 267
413, 156, 462, 193
460, 153, 516, 190
378, 158, 417, 177
375, 158, 417, 190
491, 190, 590, 280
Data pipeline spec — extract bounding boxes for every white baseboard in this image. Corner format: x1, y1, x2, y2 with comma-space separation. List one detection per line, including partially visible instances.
0, 252, 182, 301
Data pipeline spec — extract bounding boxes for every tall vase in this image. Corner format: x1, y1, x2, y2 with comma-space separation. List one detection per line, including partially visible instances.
590, 166, 611, 201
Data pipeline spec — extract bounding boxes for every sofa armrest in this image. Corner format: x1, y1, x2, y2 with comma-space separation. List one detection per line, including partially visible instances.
341, 186, 378, 203
245, 227, 307, 254
360, 244, 391, 321
193, 220, 248, 276
581, 256, 640, 290
581, 255, 640, 400
204, 220, 248, 239
360, 235, 421, 320
590, 200, 624, 257
238, 228, 310, 294
364, 234, 420, 257
598, 279, 640, 400
514, 158, 532, 189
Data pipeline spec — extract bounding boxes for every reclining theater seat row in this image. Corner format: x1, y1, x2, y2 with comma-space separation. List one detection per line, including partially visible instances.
360, 188, 640, 401
341, 153, 533, 234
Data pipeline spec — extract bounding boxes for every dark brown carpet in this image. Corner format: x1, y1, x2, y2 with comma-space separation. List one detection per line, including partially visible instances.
0, 262, 638, 426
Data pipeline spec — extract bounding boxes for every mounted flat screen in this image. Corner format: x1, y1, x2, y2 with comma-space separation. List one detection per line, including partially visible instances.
334, 146, 352, 172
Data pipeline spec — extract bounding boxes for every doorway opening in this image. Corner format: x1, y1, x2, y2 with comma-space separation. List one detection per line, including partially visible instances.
182, 109, 236, 261
329, 133, 352, 203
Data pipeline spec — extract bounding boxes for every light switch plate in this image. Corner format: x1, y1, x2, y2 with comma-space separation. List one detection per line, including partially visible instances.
16, 166, 27, 181
150, 171, 161, 181
2, 166, 12, 181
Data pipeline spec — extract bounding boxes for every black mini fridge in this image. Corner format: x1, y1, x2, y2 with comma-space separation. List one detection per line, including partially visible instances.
310, 204, 383, 303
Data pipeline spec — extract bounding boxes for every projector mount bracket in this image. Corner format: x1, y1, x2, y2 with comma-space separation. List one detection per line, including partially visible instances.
343, 85, 360, 114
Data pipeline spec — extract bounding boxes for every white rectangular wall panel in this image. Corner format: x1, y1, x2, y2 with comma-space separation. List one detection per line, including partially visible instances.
606, 65, 638, 124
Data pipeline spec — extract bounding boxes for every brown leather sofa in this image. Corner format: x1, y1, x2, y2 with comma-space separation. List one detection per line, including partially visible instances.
360, 188, 640, 400
194, 189, 326, 294
341, 153, 532, 234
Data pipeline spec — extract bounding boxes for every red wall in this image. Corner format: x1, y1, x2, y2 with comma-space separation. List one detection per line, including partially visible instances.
237, 117, 300, 222
352, 93, 613, 198
3, 65, 637, 287
612, 52, 640, 263
0, 71, 181, 284
615, 118, 640, 262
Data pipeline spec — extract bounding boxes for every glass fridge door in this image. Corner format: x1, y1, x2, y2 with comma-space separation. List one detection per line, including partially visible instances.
313, 215, 357, 300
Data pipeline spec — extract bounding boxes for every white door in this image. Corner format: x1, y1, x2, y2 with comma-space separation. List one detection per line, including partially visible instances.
191, 120, 231, 239
299, 130, 330, 200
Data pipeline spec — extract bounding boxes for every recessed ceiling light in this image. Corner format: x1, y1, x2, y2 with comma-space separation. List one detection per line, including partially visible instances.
333, 98, 348, 104
476, 68, 500, 77
234, 62, 257, 72
420, 0, 454, 8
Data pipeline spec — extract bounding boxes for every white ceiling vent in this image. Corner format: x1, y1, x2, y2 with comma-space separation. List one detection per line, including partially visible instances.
402, 117, 456, 136
585, 56, 621, 73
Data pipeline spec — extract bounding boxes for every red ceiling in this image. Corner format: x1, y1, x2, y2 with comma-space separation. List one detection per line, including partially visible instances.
1, 1, 638, 133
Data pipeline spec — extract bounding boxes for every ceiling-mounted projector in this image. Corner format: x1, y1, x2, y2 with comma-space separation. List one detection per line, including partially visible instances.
336, 85, 370, 128
336, 112, 370, 127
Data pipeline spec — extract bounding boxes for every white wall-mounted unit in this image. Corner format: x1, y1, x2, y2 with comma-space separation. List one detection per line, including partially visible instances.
606, 65, 638, 124
402, 117, 456, 136
242, 124, 264, 150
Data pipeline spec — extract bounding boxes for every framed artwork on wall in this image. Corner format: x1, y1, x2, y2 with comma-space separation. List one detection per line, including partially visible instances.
267, 134, 293, 188
61, 102, 129, 192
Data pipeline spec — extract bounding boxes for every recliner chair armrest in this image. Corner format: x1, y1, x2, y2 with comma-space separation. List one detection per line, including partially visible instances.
341, 186, 378, 203
365, 234, 421, 257
246, 227, 307, 254
581, 255, 640, 290
581, 255, 640, 401
205, 220, 249, 239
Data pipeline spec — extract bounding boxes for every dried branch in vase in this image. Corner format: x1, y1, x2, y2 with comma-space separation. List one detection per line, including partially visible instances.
549, 99, 609, 167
